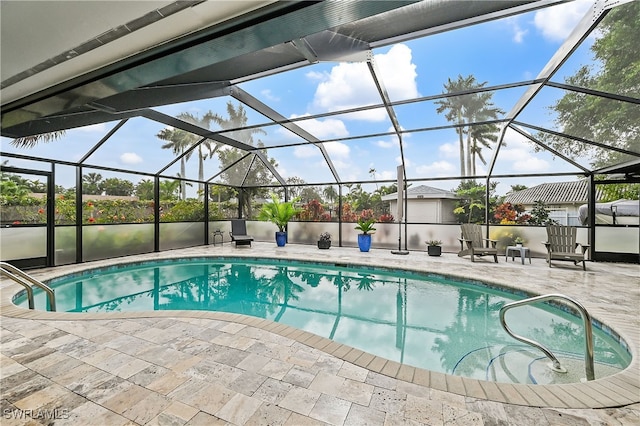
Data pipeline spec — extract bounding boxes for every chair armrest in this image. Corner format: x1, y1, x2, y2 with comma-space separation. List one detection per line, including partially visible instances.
484, 238, 498, 248
578, 243, 590, 254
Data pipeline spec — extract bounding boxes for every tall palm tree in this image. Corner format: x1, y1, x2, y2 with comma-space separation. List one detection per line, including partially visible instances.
209, 102, 268, 218
157, 123, 199, 200
435, 75, 502, 177
174, 112, 221, 198
465, 92, 504, 175
435, 75, 475, 176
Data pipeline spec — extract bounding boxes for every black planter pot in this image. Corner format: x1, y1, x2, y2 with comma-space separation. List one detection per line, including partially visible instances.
317, 240, 331, 249
427, 245, 442, 256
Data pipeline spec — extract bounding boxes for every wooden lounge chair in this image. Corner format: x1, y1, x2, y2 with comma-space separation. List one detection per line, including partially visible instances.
458, 223, 498, 262
229, 219, 254, 247
543, 225, 589, 270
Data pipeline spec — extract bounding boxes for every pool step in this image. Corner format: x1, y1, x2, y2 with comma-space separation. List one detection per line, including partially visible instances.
453, 345, 621, 384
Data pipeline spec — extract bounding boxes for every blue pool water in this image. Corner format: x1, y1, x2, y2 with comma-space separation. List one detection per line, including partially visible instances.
17, 257, 631, 384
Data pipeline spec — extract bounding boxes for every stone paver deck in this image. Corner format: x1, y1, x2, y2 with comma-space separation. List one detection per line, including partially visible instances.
1, 243, 639, 425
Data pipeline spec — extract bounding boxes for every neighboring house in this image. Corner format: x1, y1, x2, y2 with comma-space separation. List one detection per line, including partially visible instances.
382, 185, 459, 223
503, 180, 602, 226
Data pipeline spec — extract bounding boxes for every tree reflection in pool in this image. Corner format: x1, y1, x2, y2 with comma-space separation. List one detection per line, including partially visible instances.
18, 257, 630, 384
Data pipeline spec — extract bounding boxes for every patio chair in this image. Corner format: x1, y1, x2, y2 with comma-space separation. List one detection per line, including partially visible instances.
458, 223, 498, 263
229, 219, 254, 247
543, 225, 589, 270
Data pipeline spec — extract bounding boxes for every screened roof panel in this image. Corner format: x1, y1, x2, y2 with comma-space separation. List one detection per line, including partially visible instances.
493, 127, 588, 176
161, 139, 223, 183
515, 86, 640, 160
259, 145, 336, 185
152, 97, 270, 132
2, 0, 639, 190
328, 135, 402, 183
396, 9, 567, 97
82, 117, 184, 174
293, 108, 393, 142
227, 125, 308, 149
0, 121, 119, 163
210, 152, 257, 187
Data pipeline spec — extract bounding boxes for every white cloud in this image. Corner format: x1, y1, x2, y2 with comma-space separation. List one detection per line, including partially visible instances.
499, 132, 551, 172
260, 89, 280, 102
288, 114, 349, 139
293, 145, 319, 158
377, 169, 396, 180
305, 70, 325, 81
439, 142, 459, 159
513, 157, 550, 172
374, 139, 396, 149
416, 161, 456, 177
310, 44, 418, 121
534, 0, 592, 42
120, 152, 143, 165
506, 17, 528, 43
323, 141, 350, 159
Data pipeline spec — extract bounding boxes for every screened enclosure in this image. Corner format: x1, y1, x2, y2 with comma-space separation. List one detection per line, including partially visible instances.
1, 0, 638, 268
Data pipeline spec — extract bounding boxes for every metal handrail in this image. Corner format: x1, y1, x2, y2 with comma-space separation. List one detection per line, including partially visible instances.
0, 262, 56, 311
499, 293, 595, 381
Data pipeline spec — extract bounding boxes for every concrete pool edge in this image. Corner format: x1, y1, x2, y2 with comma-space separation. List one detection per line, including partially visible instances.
1, 245, 639, 410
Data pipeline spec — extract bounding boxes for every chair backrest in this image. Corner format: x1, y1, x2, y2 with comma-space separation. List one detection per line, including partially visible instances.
231, 219, 248, 236
461, 223, 483, 247
546, 225, 576, 252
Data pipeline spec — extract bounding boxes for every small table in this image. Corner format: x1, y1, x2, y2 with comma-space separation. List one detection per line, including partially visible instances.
505, 245, 531, 265
212, 229, 224, 246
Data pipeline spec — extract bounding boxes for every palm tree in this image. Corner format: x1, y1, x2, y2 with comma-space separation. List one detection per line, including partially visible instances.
157, 125, 196, 200
435, 75, 503, 177
209, 102, 268, 218
82, 172, 103, 195
10, 131, 66, 149
435, 75, 475, 176
465, 93, 504, 175
174, 112, 221, 198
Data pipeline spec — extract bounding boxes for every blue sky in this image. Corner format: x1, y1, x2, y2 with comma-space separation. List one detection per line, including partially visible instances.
1, 0, 600, 197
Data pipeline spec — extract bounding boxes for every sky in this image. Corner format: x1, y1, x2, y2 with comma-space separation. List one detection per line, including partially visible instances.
1, 0, 605, 197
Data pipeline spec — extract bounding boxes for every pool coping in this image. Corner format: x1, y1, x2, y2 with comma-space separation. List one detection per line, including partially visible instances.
1, 245, 639, 410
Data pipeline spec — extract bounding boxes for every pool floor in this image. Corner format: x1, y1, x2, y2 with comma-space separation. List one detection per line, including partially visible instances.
1, 243, 638, 425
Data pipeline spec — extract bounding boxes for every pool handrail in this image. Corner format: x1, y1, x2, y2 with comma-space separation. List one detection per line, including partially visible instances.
0, 262, 56, 312
499, 293, 595, 381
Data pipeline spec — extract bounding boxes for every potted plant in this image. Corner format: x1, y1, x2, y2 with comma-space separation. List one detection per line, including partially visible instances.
355, 217, 376, 252
317, 232, 332, 249
426, 240, 442, 256
258, 193, 301, 247
514, 236, 525, 247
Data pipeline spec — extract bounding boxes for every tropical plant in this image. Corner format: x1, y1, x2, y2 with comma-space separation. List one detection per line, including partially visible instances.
452, 180, 498, 223
493, 202, 530, 224
355, 217, 376, 235
426, 240, 442, 246
258, 193, 301, 232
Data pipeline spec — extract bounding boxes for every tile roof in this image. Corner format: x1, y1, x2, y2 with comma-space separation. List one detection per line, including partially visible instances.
503, 180, 602, 205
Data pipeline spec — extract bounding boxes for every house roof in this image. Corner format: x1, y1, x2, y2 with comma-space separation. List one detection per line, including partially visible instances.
381, 185, 458, 201
503, 180, 603, 205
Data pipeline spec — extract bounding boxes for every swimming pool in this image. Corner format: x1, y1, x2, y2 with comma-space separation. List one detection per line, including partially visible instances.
16, 257, 631, 384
